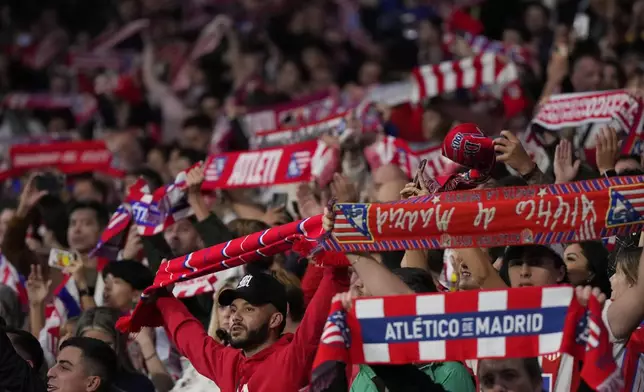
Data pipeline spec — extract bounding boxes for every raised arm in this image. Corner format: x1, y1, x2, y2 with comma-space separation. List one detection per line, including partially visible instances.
155, 295, 239, 385
605, 248, 644, 339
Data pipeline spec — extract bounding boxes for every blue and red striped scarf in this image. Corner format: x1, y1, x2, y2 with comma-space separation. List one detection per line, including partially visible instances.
92, 168, 194, 259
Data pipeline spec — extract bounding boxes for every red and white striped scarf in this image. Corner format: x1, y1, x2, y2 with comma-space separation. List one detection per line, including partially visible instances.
91, 19, 150, 53
443, 32, 533, 65
172, 15, 229, 91
411, 52, 526, 118
363, 136, 457, 179
1, 93, 99, 125
532, 90, 644, 165
21, 30, 67, 70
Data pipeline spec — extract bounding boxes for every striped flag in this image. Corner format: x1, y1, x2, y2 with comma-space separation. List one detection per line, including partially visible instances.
606, 184, 644, 227
333, 204, 373, 243
0, 254, 27, 307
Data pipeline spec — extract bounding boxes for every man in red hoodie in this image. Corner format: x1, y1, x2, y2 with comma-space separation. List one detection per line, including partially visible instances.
154, 267, 348, 391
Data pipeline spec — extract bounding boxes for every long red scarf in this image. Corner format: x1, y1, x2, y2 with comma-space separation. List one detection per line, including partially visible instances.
0, 140, 122, 181
322, 176, 644, 253
202, 139, 340, 189
2, 93, 99, 125
116, 216, 325, 333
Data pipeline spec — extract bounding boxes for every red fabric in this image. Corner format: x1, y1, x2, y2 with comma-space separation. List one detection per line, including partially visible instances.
301, 265, 325, 308
156, 267, 348, 391
442, 123, 496, 173
389, 103, 423, 142
446, 9, 484, 35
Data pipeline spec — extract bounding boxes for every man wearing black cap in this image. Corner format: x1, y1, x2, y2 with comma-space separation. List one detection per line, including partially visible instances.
217, 273, 288, 352
102, 260, 154, 313
154, 265, 349, 392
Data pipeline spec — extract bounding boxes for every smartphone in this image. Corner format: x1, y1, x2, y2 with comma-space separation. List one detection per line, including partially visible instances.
270, 193, 288, 209
48, 248, 78, 270
573, 13, 590, 40
35, 172, 65, 195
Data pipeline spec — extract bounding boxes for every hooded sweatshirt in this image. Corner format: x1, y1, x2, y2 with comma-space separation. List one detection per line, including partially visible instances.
156, 267, 349, 392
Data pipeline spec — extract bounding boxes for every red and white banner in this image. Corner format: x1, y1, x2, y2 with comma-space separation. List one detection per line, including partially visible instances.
2, 93, 98, 124
241, 92, 342, 137
363, 136, 458, 179
202, 140, 338, 189
91, 19, 150, 53
250, 112, 347, 149
0, 140, 123, 181
532, 90, 644, 163
533, 90, 644, 133
411, 52, 518, 102
68, 50, 137, 72
172, 15, 229, 91
250, 101, 380, 149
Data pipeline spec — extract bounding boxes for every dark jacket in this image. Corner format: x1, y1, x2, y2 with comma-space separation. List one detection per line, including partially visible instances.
0, 327, 47, 392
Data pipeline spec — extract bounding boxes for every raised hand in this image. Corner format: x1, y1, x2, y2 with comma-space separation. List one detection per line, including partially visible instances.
322, 207, 335, 232
595, 127, 619, 175
186, 163, 205, 196
26, 264, 51, 306
17, 174, 48, 218
494, 130, 535, 176
262, 206, 288, 226
296, 183, 323, 218
575, 285, 607, 307
553, 139, 581, 184
330, 173, 359, 203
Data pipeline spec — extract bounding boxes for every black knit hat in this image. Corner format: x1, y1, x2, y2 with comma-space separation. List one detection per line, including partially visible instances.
102, 260, 154, 291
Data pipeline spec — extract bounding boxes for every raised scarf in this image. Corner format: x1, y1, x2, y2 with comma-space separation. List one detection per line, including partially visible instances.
443, 32, 533, 65
322, 175, 644, 253
311, 287, 623, 392
0, 140, 123, 182
249, 102, 380, 150
92, 169, 194, 260
2, 93, 98, 125
532, 90, 644, 164
116, 216, 325, 333
202, 139, 340, 189
411, 53, 526, 118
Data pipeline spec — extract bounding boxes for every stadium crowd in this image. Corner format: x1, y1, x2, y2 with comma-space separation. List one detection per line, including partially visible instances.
0, 0, 644, 391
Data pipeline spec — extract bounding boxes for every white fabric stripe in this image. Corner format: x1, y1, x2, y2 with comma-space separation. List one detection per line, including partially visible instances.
418, 341, 447, 361
541, 287, 573, 308
420, 66, 438, 97
539, 332, 563, 355
477, 290, 508, 311
355, 298, 385, 319
415, 294, 445, 315
363, 343, 390, 362
439, 61, 457, 92
461, 57, 475, 88
480, 52, 497, 85
477, 337, 506, 357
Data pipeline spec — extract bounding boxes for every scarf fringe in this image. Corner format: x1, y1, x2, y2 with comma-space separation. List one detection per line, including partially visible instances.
291, 235, 351, 267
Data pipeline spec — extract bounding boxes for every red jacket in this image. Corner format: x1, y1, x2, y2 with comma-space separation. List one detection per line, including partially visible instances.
156, 268, 348, 392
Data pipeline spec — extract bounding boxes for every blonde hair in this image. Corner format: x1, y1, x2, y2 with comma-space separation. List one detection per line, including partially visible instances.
616, 248, 642, 285
207, 277, 239, 340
